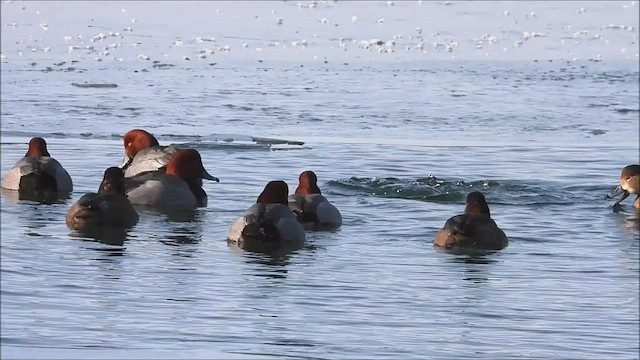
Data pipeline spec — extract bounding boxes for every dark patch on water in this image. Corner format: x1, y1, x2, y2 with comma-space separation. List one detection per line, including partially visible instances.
152, 63, 175, 69
614, 108, 639, 113
71, 83, 118, 88
223, 104, 254, 111
587, 129, 608, 136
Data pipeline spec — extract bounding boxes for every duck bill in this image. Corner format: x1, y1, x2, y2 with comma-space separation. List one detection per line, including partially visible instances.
608, 186, 630, 205
201, 168, 219, 182
121, 156, 133, 170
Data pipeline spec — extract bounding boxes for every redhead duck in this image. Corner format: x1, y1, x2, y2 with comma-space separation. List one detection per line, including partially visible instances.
228, 181, 306, 247
121, 129, 180, 177
1, 137, 73, 195
66, 167, 138, 229
434, 191, 508, 250
607, 165, 640, 209
288, 171, 342, 230
125, 149, 218, 209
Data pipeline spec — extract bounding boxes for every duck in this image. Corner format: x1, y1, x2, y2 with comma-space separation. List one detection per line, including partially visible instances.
433, 191, 508, 250
125, 148, 218, 209
66, 167, 138, 230
121, 129, 180, 177
288, 170, 342, 230
1, 137, 73, 195
607, 164, 640, 209
228, 180, 306, 247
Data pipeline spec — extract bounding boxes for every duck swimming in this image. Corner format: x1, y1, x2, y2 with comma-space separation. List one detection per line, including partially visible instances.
125, 148, 218, 209
288, 170, 342, 230
228, 180, 306, 247
1, 137, 73, 196
433, 191, 508, 250
66, 167, 138, 229
607, 164, 640, 209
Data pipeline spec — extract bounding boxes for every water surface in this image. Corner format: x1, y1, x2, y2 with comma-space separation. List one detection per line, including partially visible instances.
1, 1, 639, 359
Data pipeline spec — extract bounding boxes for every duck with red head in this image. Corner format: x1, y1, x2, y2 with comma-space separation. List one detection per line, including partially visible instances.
121, 129, 181, 177
124, 148, 218, 210
288, 170, 342, 230
434, 191, 508, 250
607, 165, 640, 209
1, 137, 73, 196
228, 180, 306, 248
67, 167, 138, 230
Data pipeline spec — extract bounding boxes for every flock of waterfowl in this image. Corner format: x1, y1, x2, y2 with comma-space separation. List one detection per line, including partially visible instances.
1, 132, 639, 251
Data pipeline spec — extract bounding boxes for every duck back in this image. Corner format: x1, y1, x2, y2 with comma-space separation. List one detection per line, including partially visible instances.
124, 145, 180, 177
434, 213, 507, 250
288, 193, 342, 229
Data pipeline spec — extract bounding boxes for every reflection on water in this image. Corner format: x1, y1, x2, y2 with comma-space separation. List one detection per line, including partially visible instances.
444, 252, 502, 285
134, 205, 205, 245
437, 246, 503, 259
2, 188, 71, 205
230, 240, 305, 255
613, 209, 640, 234
160, 232, 201, 246
1, 188, 72, 205
229, 243, 296, 279
3, 193, 71, 237
160, 222, 203, 246
135, 205, 199, 223
68, 227, 129, 247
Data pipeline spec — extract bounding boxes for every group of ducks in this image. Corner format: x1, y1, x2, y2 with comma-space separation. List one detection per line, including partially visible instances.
2, 130, 639, 251
1, 130, 342, 249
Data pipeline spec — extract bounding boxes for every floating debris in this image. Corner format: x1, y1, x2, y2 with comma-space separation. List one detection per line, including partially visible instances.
251, 136, 304, 146
71, 83, 118, 88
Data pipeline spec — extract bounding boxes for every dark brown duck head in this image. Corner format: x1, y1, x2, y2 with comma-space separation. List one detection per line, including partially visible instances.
257, 180, 289, 206
464, 191, 491, 217
25, 137, 51, 157
98, 167, 126, 195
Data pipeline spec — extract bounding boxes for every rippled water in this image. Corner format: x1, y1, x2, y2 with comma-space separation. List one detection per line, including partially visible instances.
1, 1, 639, 359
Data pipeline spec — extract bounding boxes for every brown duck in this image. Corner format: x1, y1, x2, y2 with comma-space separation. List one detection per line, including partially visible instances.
434, 191, 508, 250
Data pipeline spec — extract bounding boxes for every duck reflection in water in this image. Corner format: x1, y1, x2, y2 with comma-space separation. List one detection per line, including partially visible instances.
161, 223, 202, 247
229, 243, 294, 279
610, 198, 640, 231
68, 226, 129, 248
611, 209, 640, 234
3, 189, 70, 236
229, 240, 319, 281
433, 237, 502, 285
2, 187, 70, 205
134, 204, 198, 223
135, 206, 203, 246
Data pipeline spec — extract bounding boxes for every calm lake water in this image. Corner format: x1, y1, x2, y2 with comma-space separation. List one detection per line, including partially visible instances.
1, 1, 639, 359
